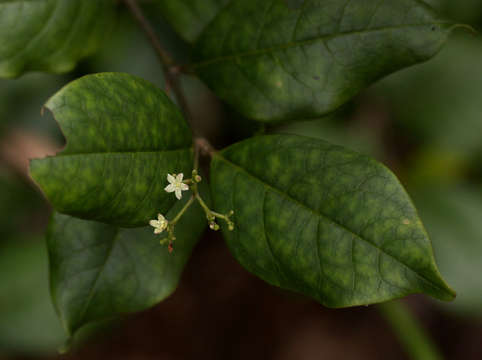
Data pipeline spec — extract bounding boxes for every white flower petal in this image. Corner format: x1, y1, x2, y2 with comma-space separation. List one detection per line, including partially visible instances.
175, 189, 182, 200
180, 183, 189, 191
154, 228, 163, 234
165, 184, 175, 193
157, 214, 165, 221
167, 174, 175, 183
176, 173, 184, 182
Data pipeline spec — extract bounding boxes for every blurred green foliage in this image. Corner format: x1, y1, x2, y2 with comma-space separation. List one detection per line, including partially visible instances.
275, 113, 383, 160
0, 73, 65, 141
373, 34, 482, 166
413, 186, 482, 315
0, 173, 44, 241
0, 241, 66, 355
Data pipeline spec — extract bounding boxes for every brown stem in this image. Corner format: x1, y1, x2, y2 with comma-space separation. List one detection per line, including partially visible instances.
195, 137, 216, 157
122, 0, 194, 126
123, 0, 217, 159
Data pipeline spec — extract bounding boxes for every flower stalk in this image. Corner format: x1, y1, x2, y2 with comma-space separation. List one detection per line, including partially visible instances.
150, 168, 234, 253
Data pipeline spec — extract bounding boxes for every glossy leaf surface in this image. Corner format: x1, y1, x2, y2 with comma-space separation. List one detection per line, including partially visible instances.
194, 0, 453, 122
210, 134, 455, 307
48, 191, 206, 336
30, 73, 193, 227
0, 0, 117, 78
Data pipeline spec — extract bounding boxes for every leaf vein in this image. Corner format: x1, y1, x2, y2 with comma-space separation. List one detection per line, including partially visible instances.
215, 154, 446, 293
194, 21, 451, 69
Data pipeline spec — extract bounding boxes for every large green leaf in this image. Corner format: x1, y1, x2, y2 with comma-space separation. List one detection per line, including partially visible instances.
193, 0, 453, 123
48, 190, 207, 337
0, 0, 117, 78
153, 0, 232, 43
30, 73, 193, 227
210, 134, 454, 307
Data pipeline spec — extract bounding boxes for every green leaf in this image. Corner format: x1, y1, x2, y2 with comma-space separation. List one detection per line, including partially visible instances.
153, 0, 232, 43
193, 0, 453, 123
210, 134, 454, 307
48, 190, 207, 337
413, 186, 482, 315
0, 0, 117, 78
30, 73, 193, 228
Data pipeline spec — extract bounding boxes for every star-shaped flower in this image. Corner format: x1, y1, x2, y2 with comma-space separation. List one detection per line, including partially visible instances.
165, 173, 189, 200
149, 214, 168, 234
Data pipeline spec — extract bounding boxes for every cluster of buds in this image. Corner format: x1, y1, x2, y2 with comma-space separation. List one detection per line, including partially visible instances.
149, 169, 234, 253
207, 210, 234, 232
191, 169, 202, 183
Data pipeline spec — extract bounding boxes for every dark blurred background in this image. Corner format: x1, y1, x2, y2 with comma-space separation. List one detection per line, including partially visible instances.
1, 1, 481, 359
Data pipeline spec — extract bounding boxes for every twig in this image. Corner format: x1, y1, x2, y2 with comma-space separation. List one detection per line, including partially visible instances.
123, 0, 218, 158
122, 0, 194, 126
195, 137, 216, 157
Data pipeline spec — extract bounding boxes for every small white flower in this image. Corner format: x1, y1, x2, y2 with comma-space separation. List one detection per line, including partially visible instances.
164, 173, 189, 200
149, 214, 168, 234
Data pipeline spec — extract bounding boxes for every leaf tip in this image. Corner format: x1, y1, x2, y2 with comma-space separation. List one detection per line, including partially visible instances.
440, 285, 457, 302
427, 274, 456, 302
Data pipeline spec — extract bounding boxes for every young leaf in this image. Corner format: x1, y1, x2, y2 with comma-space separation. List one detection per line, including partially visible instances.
193, 0, 454, 123
48, 192, 207, 337
210, 134, 455, 307
153, 0, 232, 43
0, 0, 117, 78
30, 73, 193, 227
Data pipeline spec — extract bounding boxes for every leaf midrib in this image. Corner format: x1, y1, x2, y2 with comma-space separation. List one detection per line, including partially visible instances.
194, 21, 451, 68
215, 153, 452, 296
